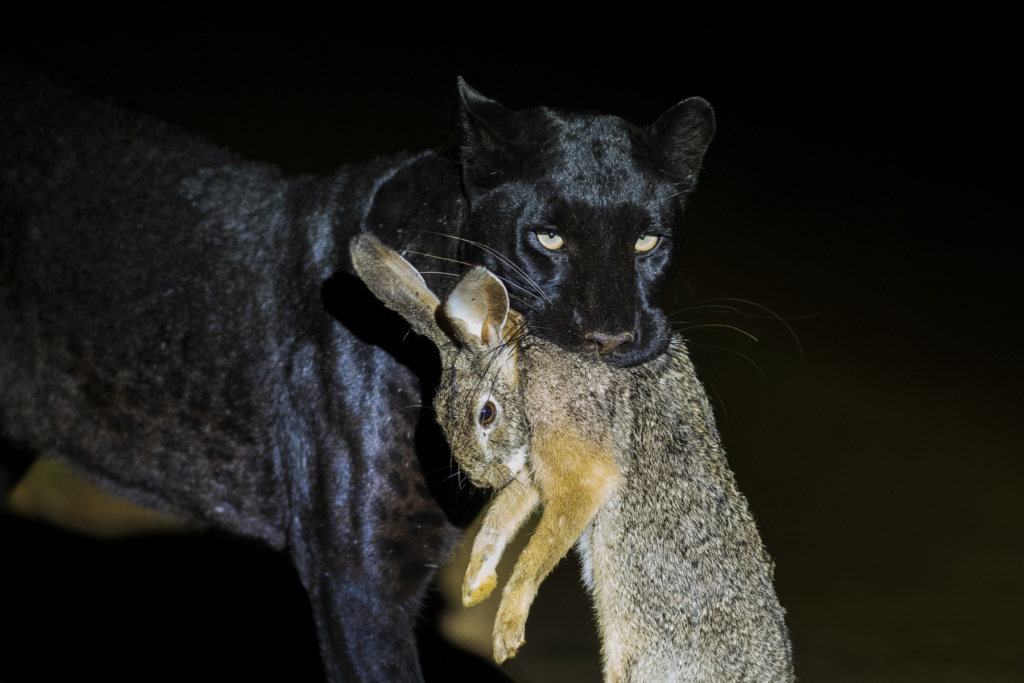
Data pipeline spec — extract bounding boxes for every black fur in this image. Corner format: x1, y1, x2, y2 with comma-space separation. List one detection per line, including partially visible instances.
447, 79, 715, 366
0, 64, 713, 681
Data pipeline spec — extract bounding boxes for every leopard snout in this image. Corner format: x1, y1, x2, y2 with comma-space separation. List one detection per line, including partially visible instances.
586, 332, 635, 356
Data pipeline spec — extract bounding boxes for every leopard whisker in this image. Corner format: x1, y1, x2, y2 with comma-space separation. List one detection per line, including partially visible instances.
668, 303, 750, 318
668, 323, 759, 342
673, 297, 805, 355
487, 274, 543, 311
705, 380, 729, 425
407, 229, 552, 305
402, 251, 474, 268
686, 342, 767, 380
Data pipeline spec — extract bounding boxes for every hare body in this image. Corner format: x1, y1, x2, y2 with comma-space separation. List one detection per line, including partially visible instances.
470, 337, 793, 680
351, 234, 794, 682
564, 342, 792, 681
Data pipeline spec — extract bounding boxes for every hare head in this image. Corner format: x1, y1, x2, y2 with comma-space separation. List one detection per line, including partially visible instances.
350, 233, 530, 489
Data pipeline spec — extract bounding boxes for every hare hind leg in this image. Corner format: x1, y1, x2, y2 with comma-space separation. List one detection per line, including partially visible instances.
463, 474, 541, 607
492, 443, 619, 663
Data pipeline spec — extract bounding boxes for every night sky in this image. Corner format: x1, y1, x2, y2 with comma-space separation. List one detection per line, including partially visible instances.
2, 11, 1019, 682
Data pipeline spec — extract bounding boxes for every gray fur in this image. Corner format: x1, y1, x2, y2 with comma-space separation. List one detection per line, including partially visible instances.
352, 237, 795, 682
549, 338, 794, 681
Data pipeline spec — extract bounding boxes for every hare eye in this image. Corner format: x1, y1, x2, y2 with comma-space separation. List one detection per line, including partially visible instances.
635, 234, 658, 252
479, 401, 496, 426
536, 231, 564, 250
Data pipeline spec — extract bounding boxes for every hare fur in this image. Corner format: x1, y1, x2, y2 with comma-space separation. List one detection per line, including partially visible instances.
351, 234, 794, 682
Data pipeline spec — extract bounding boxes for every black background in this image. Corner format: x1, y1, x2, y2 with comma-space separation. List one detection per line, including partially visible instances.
1, 9, 1020, 682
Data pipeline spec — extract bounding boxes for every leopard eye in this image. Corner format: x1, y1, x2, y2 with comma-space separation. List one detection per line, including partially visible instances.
479, 401, 496, 426
634, 234, 658, 252
536, 231, 564, 250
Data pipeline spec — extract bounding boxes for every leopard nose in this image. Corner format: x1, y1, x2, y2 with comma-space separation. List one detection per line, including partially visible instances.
586, 332, 635, 355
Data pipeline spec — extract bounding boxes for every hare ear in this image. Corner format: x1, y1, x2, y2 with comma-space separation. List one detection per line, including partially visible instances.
349, 233, 450, 350
444, 266, 509, 351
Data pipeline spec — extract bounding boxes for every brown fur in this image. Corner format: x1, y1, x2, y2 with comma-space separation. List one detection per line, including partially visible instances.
489, 422, 619, 662
351, 234, 794, 681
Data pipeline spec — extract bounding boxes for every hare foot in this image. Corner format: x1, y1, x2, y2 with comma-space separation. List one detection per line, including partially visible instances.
463, 553, 498, 607
492, 600, 528, 664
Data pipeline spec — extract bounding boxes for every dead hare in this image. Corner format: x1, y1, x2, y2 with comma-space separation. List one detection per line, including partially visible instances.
351, 233, 794, 682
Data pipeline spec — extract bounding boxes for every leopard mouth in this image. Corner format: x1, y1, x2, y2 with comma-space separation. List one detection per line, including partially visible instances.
586, 331, 636, 356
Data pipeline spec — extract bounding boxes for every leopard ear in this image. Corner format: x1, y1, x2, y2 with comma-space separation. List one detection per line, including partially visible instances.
457, 77, 516, 154
648, 97, 716, 192
456, 77, 520, 193
349, 233, 451, 350
444, 266, 509, 352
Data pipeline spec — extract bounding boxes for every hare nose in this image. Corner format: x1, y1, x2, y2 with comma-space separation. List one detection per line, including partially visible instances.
586, 332, 635, 355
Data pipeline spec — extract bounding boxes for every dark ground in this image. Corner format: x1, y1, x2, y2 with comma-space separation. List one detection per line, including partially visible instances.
1, 11, 1020, 683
